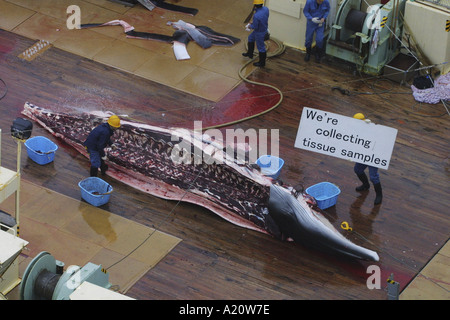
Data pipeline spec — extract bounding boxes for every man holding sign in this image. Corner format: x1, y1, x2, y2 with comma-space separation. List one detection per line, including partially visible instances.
295, 108, 397, 206
352, 113, 382, 205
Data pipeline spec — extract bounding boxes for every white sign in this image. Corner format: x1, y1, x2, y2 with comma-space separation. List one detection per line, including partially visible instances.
294, 107, 397, 169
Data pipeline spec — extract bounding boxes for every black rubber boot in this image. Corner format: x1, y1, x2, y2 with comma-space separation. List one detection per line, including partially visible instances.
304, 47, 311, 62
355, 173, 370, 191
90, 166, 98, 177
373, 183, 383, 205
253, 52, 266, 67
100, 159, 108, 175
242, 42, 255, 59
315, 47, 322, 63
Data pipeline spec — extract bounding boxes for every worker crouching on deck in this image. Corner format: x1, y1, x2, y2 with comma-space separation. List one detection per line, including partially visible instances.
242, 0, 269, 67
352, 113, 382, 205
83, 115, 120, 177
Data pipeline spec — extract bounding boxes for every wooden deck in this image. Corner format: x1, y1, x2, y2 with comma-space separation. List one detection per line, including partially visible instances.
0, 27, 448, 300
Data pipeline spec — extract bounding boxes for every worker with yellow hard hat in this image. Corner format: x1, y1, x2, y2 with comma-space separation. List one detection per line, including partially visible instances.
107, 115, 121, 128
83, 115, 121, 177
353, 112, 365, 120
242, 0, 269, 67
352, 113, 382, 205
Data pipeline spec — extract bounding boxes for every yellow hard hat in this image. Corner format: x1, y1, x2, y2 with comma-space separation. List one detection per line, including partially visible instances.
107, 115, 120, 128
353, 113, 365, 120
253, 0, 264, 5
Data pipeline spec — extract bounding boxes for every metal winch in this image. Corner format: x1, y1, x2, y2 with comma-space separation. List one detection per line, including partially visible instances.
20, 251, 111, 300
326, 0, 407, 75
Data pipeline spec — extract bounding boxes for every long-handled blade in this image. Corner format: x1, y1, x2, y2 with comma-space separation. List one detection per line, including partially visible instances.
137, 0, 156, 11
244, 6, 255, 24
108, 0, 138, 7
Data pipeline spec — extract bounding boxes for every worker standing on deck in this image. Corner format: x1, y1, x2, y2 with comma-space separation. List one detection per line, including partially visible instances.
352, 113, 383, 205
242, 0, 269, 67
83, 115, 120, 177
303, 0, 330, 63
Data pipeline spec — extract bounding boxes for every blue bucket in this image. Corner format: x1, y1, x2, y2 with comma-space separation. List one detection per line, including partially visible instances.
256, 155, 285, 179
24, 136, 58, 165
78, 177, 113, 207
306, 182, 341, 210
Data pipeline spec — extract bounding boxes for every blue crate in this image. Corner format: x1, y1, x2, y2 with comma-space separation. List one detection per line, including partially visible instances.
78, 177, 113, 207
306, 182, 341, 210
256, 155, 284, 179
24, 136, 58, 165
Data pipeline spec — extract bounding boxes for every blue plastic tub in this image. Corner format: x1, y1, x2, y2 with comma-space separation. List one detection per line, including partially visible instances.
78, 177, 113, 207
306, 182, 341, 210
24, 136, 58, 165
256, 155, 285, 179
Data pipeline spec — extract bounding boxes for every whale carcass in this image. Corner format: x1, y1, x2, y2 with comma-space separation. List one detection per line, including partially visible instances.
21, 102, 379, 261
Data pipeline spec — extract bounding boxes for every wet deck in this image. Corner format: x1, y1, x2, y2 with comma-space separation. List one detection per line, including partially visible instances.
0, 0, 449, 301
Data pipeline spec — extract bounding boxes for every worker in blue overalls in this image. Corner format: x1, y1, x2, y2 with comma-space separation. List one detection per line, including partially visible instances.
242, 0, 269, 67
83, 115, 120, 177
352, 113, 383, 205
303, 0, 330, 63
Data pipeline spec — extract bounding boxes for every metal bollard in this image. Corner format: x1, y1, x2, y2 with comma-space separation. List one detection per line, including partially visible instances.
386, 273, 400, 300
